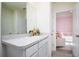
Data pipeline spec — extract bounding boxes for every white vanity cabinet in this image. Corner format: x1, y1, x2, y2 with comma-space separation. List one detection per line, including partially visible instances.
2, 34, 50, 57
26, 36, 49, 57
39, 42, 49, 57
31, 51, 39, 57
39, 37, 49, 57
26, 43, 39, 57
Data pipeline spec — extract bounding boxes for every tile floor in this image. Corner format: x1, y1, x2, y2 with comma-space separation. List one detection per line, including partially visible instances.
52, 46, 73, 57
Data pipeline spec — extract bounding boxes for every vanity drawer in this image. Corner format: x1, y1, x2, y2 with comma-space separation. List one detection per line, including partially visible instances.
26, 44, 38, 57
39, 37, 48, 48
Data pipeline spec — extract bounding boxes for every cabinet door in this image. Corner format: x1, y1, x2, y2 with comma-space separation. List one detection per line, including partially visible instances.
39, 42, 49, 57
39, 37, 48, 48
26, 44, 38, 57
31, 52, 39, 57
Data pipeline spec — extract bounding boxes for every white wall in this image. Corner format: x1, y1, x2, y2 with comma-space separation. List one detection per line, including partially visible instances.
27, 3, 37, 33
36, 3, 51, 33
50, 3, 56, 51
52, 2, 76, 12
72, 3, 79, 57
27, 2, 51, 33
0, 2, 2, 57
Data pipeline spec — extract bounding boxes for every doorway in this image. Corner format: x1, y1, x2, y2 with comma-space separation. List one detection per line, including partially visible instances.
53, 10, 73, 57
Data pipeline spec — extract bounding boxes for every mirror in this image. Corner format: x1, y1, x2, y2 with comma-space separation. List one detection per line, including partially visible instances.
1, 2, 27, 35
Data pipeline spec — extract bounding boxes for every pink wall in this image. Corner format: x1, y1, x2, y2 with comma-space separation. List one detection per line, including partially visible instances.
56, 11, 73, 36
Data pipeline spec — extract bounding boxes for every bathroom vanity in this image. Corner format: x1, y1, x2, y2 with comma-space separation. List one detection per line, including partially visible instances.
2, 34, 51, 57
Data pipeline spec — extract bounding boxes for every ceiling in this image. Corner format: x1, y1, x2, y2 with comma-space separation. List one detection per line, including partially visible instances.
3, 2, 26, 9
51, 2, 76, 12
